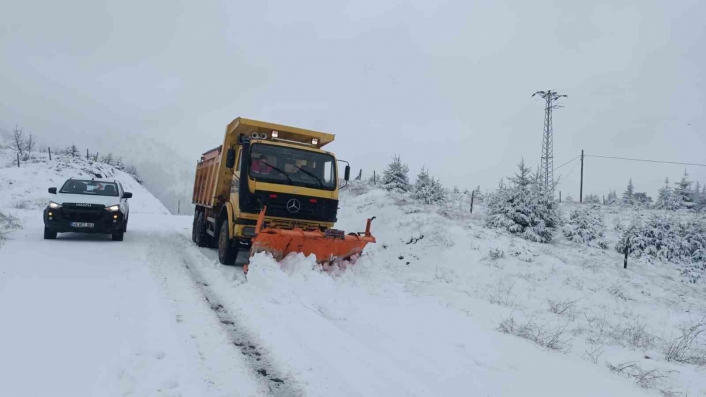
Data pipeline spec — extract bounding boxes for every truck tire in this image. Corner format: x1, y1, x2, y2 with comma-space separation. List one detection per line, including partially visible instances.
112, 230, 124, 241
44, 227, 57, 240
191, 212, 199, 243
195, 212, 210, 247
218, 221, 237, 265
123, 216, 128, 233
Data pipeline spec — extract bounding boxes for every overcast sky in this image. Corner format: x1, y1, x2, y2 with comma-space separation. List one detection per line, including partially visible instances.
1, 0, 704, 199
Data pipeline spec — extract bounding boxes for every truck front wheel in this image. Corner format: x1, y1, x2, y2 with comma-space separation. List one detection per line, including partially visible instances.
218, 221, 237, 265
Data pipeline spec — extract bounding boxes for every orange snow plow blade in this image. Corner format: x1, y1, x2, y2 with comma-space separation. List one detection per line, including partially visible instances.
249, 207, 376, 263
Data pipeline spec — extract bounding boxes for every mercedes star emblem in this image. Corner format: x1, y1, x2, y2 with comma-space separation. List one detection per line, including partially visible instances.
286, 199, 301, 213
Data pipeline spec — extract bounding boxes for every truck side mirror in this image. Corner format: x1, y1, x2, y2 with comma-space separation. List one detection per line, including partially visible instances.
48, 187, 57, 194
344, 165, 350, 181
123, 192, 133, 199
225, 148, 236, 169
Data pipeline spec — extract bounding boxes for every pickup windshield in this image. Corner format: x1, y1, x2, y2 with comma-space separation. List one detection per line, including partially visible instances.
60, 180, 120, 197
249, 143, 336, 190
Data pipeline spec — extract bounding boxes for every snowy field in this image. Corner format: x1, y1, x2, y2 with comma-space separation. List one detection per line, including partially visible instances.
1, 154, 705, 396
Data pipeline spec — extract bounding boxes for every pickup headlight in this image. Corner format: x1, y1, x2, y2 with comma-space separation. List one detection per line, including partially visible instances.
106, 205, 120, 212
49, 201, 61, 209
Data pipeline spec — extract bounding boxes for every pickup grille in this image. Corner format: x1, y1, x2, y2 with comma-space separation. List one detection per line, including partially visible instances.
61, 203, 107, 222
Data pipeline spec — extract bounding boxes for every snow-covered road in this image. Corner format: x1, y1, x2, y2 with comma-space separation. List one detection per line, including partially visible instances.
0, 209, 653, 397
0, 212, 265, 397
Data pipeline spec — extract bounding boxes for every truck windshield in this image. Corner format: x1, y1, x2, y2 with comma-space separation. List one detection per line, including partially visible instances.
249, 143, 337, 190
59, 180, 120, 197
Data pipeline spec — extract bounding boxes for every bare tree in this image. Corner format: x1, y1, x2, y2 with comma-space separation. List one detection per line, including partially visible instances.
101, 152, 114, 165
11, 125, 25, 158
24, 133, 36, 160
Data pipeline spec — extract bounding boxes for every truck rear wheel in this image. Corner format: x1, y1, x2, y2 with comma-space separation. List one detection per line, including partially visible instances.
191, 212, 199, 243
218, 221, 237, 265
194, 212, 210, 247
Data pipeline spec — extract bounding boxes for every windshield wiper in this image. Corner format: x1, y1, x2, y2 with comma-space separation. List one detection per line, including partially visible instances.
289, 164, 324, 188
256, 161, 293, 185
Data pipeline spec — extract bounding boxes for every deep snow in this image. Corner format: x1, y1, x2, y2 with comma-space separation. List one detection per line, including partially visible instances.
1, 157, 705, 396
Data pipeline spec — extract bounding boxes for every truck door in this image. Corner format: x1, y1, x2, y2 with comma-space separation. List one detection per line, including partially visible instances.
231, 146, 241, 215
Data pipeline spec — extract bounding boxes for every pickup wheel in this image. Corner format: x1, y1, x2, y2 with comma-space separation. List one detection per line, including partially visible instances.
218, 221, 237, 265
112, 229, 124, 241
123, 216, 128, 233
43, 227, 57, 240
194, 212, 210, 247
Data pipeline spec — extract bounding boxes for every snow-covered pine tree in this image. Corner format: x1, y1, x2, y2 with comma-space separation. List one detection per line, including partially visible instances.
565, 194, 574, 203
562, 205, 608, 249
694, 181, 704, 212
605, 190, 618, 205
671, 171, 695, 211
453, 186, 460, 194
622, 179, 635, 205
412, 167, 447, 204
381, 155, 411, 192
485, 158, 561, 243
655, 178, 673, 210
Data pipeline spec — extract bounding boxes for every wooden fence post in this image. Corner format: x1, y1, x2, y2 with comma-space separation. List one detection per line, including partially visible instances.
48, 147, 52, 161
470, 190, 475, 213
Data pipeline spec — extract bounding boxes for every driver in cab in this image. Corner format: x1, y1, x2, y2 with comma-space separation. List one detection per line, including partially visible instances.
251, 154, 275, 175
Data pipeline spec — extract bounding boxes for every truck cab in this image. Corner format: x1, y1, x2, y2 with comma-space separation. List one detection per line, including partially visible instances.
192, 118, 350, 264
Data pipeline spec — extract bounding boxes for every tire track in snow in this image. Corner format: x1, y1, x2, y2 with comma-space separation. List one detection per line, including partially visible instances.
178, 245, 302, 397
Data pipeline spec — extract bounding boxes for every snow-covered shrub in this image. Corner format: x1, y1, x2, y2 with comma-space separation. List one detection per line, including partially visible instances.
411, 167, 447, 204
584, 194, 601, 204
616, 214, 706, 282
562, 205, 608, 249
0, 211, 22, 243
485, 159, 562, 243
381, 155, 410, 192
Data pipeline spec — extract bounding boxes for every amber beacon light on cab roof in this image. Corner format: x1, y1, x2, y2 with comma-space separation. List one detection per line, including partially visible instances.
191, 117, 376, 273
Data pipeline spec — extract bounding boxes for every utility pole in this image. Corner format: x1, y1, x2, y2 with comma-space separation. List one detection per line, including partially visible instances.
580, 150, 584, 203
470, 190, 475, 213
48, 147, 52, 161
532, 90, 567, 198
87, 149, 89, 160
177, 200, 180, 214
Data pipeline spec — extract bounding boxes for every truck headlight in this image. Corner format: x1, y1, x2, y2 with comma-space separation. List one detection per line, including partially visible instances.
106, 205, 120, 212
49, 201, 61, 209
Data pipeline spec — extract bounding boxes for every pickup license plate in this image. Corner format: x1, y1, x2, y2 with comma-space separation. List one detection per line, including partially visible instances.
71, 222, 94, 228
325, 229, 345, 239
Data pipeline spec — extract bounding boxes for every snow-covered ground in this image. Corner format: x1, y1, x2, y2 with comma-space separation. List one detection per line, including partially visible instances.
1, 155, 704, 396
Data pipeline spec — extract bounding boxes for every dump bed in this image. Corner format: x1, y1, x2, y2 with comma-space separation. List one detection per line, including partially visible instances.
192, 146, 222, 207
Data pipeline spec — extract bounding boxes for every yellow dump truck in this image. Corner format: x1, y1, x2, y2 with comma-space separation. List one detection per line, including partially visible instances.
192, 117, 375, 270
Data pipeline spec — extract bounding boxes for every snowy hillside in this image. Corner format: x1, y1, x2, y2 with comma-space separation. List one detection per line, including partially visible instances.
1, 171, 704, 395
0, 147, 169, 214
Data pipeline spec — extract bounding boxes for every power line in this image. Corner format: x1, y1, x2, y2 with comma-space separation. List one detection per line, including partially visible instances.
554, 155, 580, 171
585, 154, 706, 168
